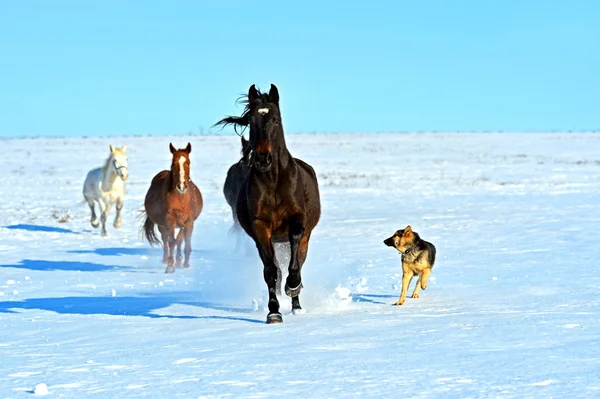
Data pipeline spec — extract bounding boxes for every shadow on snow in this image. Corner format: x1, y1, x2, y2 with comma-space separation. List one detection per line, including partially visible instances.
67, 247, 163, 257
0, 259, 135, 272
4, 224, 79, 234
351, 293, 397, 304
0, 294, 263, 324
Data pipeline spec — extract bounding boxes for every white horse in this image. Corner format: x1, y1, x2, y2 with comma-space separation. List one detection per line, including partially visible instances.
82, 145, 129, 236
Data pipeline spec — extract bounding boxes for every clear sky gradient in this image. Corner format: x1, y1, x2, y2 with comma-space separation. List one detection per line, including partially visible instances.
0, 0, 598, 137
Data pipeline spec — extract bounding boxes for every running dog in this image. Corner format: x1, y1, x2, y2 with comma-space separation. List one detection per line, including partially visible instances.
383, 225, 436, 305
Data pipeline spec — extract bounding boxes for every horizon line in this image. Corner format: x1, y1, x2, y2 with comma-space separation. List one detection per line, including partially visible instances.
2, 130, 600, 140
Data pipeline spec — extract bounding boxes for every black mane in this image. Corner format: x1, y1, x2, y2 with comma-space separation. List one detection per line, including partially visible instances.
214, 85, 278, 164
213, 86, 276, 135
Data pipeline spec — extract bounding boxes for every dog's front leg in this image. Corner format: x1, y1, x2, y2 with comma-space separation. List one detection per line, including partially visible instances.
420, 268, 431, 290
411, 274, 422, 299
395, 271, 413, 306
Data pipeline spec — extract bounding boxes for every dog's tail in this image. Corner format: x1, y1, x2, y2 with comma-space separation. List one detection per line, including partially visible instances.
140, 213, 161, 246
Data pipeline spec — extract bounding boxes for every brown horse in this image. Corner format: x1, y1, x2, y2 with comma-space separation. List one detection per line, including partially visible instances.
223, 135, 250, 227
141, 143, 203, 273
215, 84, 321, 324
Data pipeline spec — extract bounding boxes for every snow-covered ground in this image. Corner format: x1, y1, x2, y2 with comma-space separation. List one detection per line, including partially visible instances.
1, 132, 599, 398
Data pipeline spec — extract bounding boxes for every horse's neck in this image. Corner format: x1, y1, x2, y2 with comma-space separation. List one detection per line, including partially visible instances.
255, 147, 294, 183
274, 139, 292, 167
101, 162, 118, 191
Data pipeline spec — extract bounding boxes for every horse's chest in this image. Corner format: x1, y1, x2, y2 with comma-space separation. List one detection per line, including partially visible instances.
171, 210, 188, 225
98, 180, 124, 201
167, 196, 192, 225
258, 198, 289, 222
247, 181, 296, 230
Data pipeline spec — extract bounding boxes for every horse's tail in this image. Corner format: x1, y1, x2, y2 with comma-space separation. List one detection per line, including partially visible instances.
227, 221, 241, 236
141, 213, 161, 247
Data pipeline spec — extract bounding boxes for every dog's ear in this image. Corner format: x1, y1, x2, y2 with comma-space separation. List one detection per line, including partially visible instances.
403, 225, 413, 236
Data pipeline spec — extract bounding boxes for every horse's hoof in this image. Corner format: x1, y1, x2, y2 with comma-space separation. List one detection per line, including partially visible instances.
101, 231, 107, 237
183, 263, 190, 269
165, 267, 175, 274
292, 307, 306, 315
285, 282, 304, 298
91, 220, 99, 228
175, 258, 183, 267
266, 313, 283, 324
113, 221, 121, 229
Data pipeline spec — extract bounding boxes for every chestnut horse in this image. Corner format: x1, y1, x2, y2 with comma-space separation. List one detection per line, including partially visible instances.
141, 143, 203, 273
215, 84, 321, 324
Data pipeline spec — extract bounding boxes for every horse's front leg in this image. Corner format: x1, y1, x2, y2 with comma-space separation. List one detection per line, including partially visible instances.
176, 227, 186, 267
182, 222, 194, 268
99, 201, 113, 237
286, 214, 306, 312
164, 215, 177, 273
113, 197, 123, 229
253, 219, 281, 324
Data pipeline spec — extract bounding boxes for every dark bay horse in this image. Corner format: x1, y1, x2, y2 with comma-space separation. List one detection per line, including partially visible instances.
215, 84, 321, 324
141, 143, 203, 273
223, 135, 250, 227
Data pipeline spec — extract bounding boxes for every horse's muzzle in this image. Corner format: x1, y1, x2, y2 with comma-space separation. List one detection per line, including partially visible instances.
119, 170, 129, 182
254, 152, 273, 172
177, 183, 188, 194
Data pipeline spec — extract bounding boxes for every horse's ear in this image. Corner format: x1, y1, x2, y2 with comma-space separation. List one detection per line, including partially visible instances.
241, 136, 249, 152
121, 144, 127, 153
169, 143, 176, 154
269, 84, 279, 105
109, 145, 115, 153
185, 142, 192, 154
248, 84, 259, 103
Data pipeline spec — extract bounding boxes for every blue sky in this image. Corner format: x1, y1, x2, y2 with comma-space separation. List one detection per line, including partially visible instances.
0, 0, 598, 137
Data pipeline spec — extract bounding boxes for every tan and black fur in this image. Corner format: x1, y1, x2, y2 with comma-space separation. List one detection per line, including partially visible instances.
383, 225, 436, 305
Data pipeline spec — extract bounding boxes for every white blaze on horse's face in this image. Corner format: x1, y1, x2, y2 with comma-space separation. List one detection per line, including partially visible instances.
113, 152, 129, 181
257, 108, 269, 115
177, 155, 188, 194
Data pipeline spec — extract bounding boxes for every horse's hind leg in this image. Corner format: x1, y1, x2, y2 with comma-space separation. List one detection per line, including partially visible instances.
113, 197, 123, 229
275, 262, 282, 297
175, 228, 185, 267
86, 198, 99, 228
